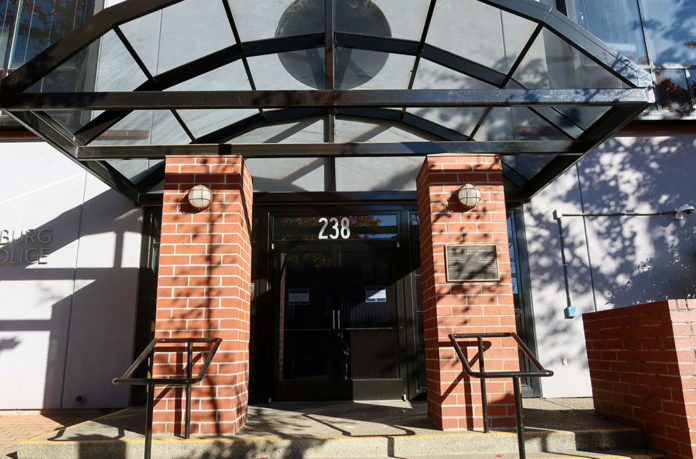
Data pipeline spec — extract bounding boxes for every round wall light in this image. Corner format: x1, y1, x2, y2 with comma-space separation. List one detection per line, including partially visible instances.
187, 185, 213, 211
456, 184, 481, 209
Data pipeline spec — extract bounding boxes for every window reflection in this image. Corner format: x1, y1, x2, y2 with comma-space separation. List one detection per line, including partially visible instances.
655, 70, 693, 114
641, 0, 696, 66
565, 0, 648, 65
1, 0, 95, 73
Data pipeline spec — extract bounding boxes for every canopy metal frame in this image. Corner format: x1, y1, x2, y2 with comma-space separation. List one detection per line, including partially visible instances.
0, 0, 653, 205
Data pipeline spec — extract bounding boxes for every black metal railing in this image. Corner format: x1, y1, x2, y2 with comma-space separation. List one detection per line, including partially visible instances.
448, 332, 553, 459
113, 337, 222, 459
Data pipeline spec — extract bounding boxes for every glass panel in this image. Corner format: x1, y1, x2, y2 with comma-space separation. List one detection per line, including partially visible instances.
230, 119, 324, 143
655, 69, 692, 114
47, 110, 100, 134
119, 8, 163, 76
565, 0, 648, 65
334, 119, 434, 143
641, 0, 696, 66
474, 107, 567, 141
407, 107, 486, 138
688, 70, 696, 108
503, 154, 556, 180
413, 59, 497, 90
428, 0, 537, 73
228, 0, 322, 42
473, 107, 512, 140
121, 0, 235, 75
26, 30, 147, 93
273, 215, 398, 241
347, 329, 399, 378
335, 50, 413, 89
245, 158, 327, 192
90, 110, 190, 146
165, 61, 255, 138
335, 156, 422, 192
512, 29, 627, 90
333, 0, 391, 38
6, 0, 95, 70
370, 0, 430, 41
250, 49, 326, 89
93, 30, 149, 92
553, 105, 610, 130
105, 159, 164, 184
0, 0, 18, 70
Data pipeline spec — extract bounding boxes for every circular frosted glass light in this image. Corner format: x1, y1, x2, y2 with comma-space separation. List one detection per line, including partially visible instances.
457, 184, 481, 209
276, 0, 391, 89
187, 185, 213, 210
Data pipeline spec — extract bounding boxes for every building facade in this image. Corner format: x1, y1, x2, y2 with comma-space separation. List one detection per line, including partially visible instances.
0, 0, 692, 430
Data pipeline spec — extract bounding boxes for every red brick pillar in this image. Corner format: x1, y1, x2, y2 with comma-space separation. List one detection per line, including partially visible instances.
584, 300, 696, 458
152, 155, 253, 435
416, 154, 518, 430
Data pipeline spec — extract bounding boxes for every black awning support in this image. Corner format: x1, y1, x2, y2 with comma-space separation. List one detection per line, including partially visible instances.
75, 140, 589, 160
1, 88, 654, 111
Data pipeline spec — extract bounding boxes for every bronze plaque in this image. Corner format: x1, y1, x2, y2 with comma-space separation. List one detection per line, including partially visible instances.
445, 244, 499, 282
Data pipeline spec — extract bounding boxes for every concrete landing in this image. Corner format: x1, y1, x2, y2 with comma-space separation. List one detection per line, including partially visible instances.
17, 399, 664, 459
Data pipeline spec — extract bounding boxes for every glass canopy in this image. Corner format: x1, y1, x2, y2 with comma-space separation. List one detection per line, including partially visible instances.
0, 0, 653, 204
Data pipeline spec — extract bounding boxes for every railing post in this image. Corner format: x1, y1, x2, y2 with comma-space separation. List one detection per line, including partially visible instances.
477, 336, 489, 433
185, 341, 193, 440
513, 375, 525, 459
144, 355, 154, 459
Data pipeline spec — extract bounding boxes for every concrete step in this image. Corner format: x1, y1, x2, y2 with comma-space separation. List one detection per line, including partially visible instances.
19, 427, 652, 459
314, 452, 666, 459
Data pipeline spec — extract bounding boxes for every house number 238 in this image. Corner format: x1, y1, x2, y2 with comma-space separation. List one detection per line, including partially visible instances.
318, 217, 351, 240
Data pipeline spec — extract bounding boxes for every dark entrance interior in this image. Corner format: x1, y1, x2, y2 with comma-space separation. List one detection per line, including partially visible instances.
249, 198, 425, 403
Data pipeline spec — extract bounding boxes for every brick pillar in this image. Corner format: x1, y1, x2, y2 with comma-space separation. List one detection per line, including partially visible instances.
584, 300, 696, 459
416, 154, 518, 431
152, 155, 253, 435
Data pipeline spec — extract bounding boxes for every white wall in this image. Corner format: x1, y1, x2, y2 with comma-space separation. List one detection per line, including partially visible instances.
0, 142, 142, 409
525, 133, 696, 398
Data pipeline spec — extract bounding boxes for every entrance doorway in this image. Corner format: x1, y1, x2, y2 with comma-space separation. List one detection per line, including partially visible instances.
250, 203, 423, 403
273, 239, 401, 400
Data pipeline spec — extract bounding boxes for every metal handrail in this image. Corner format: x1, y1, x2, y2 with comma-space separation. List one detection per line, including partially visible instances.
449, 332, 553, 459
113, 337, 222, 459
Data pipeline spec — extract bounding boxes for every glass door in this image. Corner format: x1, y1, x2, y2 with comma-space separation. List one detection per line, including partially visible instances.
270, 213, 405, 401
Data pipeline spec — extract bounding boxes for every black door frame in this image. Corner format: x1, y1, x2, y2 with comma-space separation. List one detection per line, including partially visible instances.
249, 193, 423, 403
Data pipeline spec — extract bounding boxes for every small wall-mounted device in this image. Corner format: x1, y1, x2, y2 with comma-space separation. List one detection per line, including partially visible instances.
564, 306, 577, 319
675, 204, 695, 220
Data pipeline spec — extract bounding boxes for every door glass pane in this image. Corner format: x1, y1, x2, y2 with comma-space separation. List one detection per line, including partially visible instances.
278, 249, 337, 382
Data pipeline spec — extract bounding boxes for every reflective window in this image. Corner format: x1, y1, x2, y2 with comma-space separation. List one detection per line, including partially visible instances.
641, 0, 696, 66
655, 69, 693, 114
565, 0, 648, 65
1, 0, 95, 73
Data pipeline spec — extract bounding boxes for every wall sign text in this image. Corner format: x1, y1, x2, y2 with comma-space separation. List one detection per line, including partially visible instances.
0, 228, 53, 265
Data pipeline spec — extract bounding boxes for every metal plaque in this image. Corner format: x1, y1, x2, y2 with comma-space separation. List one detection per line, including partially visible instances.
445, 244, 499, 282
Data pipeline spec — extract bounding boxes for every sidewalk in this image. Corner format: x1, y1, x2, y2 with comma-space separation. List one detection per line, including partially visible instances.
1, 411, 103, 457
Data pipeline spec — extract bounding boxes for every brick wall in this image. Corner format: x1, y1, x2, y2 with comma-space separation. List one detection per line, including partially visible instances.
152, 155, 253, 435
416, 154, 518, 430
584, 300, 696, 458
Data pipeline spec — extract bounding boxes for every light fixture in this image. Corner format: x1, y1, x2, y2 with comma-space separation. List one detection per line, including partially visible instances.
456, 184, 481, 209
675, 203, 695, 220
187, 185, 213, 210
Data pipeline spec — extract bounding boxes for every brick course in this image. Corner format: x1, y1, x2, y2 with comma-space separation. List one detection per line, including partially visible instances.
584, 299, 696, 458
152, 155, 253, 435
416, 154, 518, 430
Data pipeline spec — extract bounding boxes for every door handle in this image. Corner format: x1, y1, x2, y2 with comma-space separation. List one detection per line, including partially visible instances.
337, 310, 341, 329
332, 310, 336, 330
